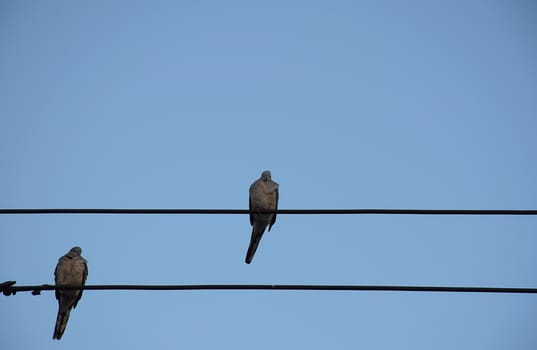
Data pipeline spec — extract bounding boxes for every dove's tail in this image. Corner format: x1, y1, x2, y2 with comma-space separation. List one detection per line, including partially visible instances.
245, 226, 265, 264
53, 309, 71, 340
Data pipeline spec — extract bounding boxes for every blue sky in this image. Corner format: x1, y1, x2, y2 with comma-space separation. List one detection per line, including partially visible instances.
1, 1, 536, 349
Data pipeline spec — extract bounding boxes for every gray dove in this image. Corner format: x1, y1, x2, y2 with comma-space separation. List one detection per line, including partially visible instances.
53, 246, 88, 340
245, 170, 279, 264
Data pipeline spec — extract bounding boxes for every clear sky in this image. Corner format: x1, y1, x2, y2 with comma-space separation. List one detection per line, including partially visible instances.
1, 1, 536, 349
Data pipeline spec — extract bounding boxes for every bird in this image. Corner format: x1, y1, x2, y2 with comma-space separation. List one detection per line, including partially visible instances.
245, 170, 279, 264
53, 246, 88, 340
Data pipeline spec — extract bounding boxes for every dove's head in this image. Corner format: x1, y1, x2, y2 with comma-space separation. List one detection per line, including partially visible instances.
69, 246, 83, 256
261, 170, 272, 181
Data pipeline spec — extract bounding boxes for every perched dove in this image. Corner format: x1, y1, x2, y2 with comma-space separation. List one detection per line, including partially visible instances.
245, 170, 279, 264
53, 246, 88, 340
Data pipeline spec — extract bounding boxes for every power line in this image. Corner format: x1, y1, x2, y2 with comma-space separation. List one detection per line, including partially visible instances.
0, 208, 536, 215
3, 282, 537, 296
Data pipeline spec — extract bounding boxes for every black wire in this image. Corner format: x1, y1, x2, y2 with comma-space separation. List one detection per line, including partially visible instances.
0, 209, 536, 215
3, 283, 537, 296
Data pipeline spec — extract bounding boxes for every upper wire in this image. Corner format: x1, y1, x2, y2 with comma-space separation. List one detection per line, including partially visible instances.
0, 208, 536, 215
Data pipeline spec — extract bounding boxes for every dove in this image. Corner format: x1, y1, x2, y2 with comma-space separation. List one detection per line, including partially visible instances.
53, 246, 88, 340
245, 170, 279, 264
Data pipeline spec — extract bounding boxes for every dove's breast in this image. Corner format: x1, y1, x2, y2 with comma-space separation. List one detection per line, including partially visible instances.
250, 182, 277, 210
58, 260, 86, 286
263, 190, 277, 209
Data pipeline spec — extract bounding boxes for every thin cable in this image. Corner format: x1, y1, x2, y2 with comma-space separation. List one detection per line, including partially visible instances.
0, 209, 536, 215
3, 283, 537, 296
